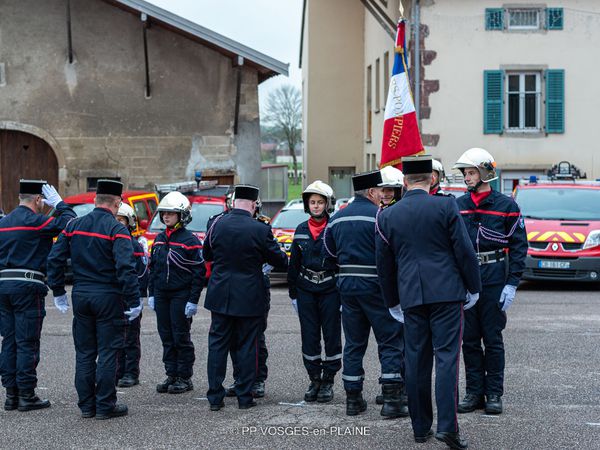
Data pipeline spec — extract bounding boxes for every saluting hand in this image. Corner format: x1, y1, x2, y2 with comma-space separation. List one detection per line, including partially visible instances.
42, 184, 63, 208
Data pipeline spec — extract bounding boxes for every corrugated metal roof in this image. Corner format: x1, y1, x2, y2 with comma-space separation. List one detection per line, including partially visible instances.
106, 0, 289, 81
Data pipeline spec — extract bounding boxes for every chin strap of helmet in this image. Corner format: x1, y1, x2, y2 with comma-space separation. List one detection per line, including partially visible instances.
310, 210, 327, 219
467, 180, 484, 193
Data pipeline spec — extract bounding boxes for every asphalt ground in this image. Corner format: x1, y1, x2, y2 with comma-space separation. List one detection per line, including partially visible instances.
1, 280, 599, 449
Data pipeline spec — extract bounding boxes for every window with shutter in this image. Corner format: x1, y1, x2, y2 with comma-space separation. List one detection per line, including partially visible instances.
546, 69, 565, 133
546, 8, 564, 30
484, 70, 504, 134
485, 8, 504, 30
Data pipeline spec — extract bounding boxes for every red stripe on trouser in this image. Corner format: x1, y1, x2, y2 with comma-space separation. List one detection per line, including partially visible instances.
454, 304, 464, 432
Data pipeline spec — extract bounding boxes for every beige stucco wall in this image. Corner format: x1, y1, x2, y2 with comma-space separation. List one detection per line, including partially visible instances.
302, 0, 365, 194
421, 0, 600, 180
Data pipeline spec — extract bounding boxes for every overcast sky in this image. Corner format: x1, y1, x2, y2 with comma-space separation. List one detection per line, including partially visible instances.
145, 0, 303, 113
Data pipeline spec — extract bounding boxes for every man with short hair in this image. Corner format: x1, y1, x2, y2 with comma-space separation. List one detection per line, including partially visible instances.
203, 185, 287, 411
324, 171, 406, 418
0, 179, 75, 411
47, 180, 141, 420
376, 155, 481, 449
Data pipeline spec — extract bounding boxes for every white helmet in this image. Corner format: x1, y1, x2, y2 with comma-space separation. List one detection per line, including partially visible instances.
302, 180, 335, 215
432, 159, 446, 182
378, 166, 404, 187
157, 191, 192, 226
117, 203, 137, 229
453, 148, 498, 183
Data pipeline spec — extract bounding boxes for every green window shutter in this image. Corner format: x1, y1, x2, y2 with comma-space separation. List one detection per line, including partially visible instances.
485, 8, 504, 30
546, 69, 565, 133
546, 8, 564, 30
484, 70, 504, 134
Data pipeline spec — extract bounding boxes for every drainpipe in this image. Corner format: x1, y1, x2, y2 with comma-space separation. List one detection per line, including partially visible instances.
413, 0, 420, 126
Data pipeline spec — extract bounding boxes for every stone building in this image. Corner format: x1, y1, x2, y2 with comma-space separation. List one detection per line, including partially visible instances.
0, 0, 287, 211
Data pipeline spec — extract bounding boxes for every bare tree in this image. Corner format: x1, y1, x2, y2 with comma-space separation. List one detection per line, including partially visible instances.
263, 85, 302, 183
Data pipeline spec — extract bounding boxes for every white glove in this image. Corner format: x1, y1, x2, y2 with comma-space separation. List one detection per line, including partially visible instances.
185, 302, 198, 318
54, 294, 69, 314
124, 303, 143, 321
139, 297, 145, 311
465, 291, 480, 310
291, 299, 298, 315
148, 296, 155, 310
499, 285, 517, 312
262, 264, 273, 275
42, 184, 62, 208
388, 305, 404, 323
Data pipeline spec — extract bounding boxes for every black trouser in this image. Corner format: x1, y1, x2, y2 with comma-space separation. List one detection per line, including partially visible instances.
207, 312, 261, 407
0, 292, 46, 390
340, 293, 404, 392
116, 314, 142, 380
462, 283, 507, 397
404, 302, 463, 435
297, 288, 342, 377
155, 289, 195, 379
232, 313, 268, 383
72, 292, 128, 415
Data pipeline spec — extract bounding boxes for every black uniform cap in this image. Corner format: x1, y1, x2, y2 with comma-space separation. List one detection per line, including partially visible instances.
352, 170, 383, 191
19, 179, 46, 195
96, 179, 123, 196
234, 184, 260, 201
402, 155, 433, 174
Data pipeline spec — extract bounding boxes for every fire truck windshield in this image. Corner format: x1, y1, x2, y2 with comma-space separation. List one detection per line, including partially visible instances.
515, 188, 600, 221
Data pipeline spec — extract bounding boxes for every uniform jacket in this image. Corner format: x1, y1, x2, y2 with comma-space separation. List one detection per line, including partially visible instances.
287, 219, 338, 298
456, 190, 527, 286
203, 208, 287, 317
148, 227, 205, 304
47, 207, 140, 308
323, 195, 380, 296
132, 236, 149, 298
376, 189, 482, 310
0, 201, 76, 294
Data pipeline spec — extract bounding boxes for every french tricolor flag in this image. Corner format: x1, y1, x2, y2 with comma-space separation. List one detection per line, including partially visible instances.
380, 19, 424, 169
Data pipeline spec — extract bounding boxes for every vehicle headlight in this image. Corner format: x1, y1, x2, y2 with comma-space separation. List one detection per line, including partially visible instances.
583, 230, 600, 250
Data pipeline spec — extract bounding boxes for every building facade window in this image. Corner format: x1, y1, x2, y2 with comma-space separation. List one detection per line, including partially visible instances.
507, 72, 541, 131
383, 51, 390, 103
507, 8, 541, 30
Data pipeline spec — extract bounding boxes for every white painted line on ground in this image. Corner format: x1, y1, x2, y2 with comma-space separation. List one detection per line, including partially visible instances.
38, 387, 48, 390
278, 401, 306, 407
586, 423, 600, 426
194, 397, 208, 401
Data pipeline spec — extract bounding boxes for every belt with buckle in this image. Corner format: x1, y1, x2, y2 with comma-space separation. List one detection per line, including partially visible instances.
476, 250, 506, 266
300, 267, 335, 284
0, 269, 46, 284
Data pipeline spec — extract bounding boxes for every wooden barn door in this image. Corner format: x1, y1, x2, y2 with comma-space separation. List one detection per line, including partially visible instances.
0, 131, 59, 213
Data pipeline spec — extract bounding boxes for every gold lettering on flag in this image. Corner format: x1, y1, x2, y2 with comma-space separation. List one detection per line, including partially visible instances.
388, 116, 404, 148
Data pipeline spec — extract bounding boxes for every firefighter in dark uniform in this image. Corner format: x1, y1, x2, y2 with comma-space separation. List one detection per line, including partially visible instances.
376, 155, 482, 450
374, 166, 405, 407
430, 159, 451, 196
0, 180, 75, 411
220, 197, 272, 398
47, 180, 141, 419
453, 148, 527, 415
324, 171, 406, 418
287, 180, 341, 403
115, 203, 149, 388
203, 185, 287, 411
147, 191, 205, 395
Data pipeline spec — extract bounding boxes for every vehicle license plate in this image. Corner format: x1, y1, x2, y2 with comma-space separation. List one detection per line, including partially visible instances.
538, 260, 571, 269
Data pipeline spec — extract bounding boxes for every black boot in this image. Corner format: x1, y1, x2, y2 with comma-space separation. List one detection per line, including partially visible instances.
457, 393, 484, 413
485, 395, 503, 414
380, 383, 409, 418
317, 373, 334, 403
253, 380, 265, 398
17, 389, 51, 412
225, 382, 237, 397
435, 431, 469, 450
96, 404, 128, 420
4, 387, 18, 411
117, 375, 139, 388
168, 377, 193, 394
346, 391, 367, 416
156, 376, 177, 393
304, 375, 321, 402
